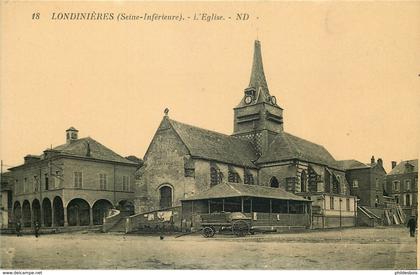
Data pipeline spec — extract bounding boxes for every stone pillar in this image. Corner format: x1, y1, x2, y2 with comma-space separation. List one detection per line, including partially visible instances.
30, 207, 34, 228
63, 207, 68, 226
51, 205, 55, 227
40, 205, 45, 227
89, 207, 93, 226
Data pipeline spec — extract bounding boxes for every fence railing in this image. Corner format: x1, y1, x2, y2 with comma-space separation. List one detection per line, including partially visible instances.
126, 206, 182, 233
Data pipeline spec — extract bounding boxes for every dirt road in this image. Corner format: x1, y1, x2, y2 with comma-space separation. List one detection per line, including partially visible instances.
1, 226, 416, 269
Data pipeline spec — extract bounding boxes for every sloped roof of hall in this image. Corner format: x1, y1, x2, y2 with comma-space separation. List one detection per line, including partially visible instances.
337, 159, 369, 170
168, 119, 258, 168
182, 182, 309, 202
51, 137, 136, 165
388, 159, 418, 175
256, 131, 340, 169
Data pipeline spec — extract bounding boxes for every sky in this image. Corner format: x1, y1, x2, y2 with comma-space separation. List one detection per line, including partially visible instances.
1, 1, 419, 172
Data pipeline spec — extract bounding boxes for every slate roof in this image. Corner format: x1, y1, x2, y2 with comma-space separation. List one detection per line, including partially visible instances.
337, 159, 369, 170
182, 182, 309, 202
52, 137, 136, 164
388, 159, 418, 175
11, 137, 137, 170
256, 131, 339, 168
169, 119, 258, 168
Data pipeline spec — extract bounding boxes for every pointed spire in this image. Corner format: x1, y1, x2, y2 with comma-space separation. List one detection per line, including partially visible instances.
248, 40, 269, 90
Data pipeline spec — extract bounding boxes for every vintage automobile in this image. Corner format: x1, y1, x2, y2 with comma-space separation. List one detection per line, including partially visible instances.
200, 212, 252, 237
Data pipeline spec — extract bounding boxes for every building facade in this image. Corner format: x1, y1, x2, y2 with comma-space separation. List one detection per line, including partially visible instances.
135, 40, 357, 228
386, 159, 418, 217
9, 127, 139, 228
1, 172, 13, 228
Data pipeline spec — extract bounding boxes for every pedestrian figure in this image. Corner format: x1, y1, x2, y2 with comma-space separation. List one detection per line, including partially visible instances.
34, 221, 40, 238
407, 215, 417, 237
15, 220, 22, 237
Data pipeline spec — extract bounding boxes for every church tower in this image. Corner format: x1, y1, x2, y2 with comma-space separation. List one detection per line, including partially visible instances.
232, 40, 284, 156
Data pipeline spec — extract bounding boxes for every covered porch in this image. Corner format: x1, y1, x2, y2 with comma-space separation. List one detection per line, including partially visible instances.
181, 182, 312, 231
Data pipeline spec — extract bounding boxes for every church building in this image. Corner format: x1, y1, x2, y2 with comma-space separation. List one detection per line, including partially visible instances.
135, 40, 357, 228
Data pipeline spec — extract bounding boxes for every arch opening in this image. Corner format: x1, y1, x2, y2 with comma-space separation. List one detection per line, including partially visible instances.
42, 198, 52, 227
92, 199, 113, 225
13, 201, 22, 223
22, 200, 31, 227
32, 199, 41, 225
117, 200, 135, 216
53, 197, 64, 226
67, 198, 90, 226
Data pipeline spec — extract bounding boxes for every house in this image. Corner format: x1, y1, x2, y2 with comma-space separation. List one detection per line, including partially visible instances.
338, 156, 387, 207
9, 127, 140, 228
135, 40, 357, 229
386, 159, 418, 217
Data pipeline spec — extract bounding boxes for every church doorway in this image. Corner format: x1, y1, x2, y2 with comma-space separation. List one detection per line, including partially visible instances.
159, 185, 172, 209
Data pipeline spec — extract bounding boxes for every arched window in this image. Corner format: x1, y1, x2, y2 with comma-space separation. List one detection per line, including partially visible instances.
210, 167, 220, 186
300, 171, 307, 192
159, 186, 172, 209
270, 177, 279, 188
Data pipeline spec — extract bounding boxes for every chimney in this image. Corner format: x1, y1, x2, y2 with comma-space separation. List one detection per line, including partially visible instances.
371, 155, 375, 165
66, 127, 79, 143
391, 161, 397, 169
24, 155, 41, 164
377, 158, 383, 167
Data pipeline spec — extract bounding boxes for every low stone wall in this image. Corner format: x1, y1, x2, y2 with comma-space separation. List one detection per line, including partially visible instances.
312, 215, 356, 229
325, 216, 356, 228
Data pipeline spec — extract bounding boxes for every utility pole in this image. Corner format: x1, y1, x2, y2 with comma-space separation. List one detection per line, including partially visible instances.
339, 197, 342, 228
1, 160, 3, 184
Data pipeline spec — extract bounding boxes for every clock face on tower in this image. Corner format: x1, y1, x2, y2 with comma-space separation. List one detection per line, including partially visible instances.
244, 96, 253, 104
271, 96, 277, 105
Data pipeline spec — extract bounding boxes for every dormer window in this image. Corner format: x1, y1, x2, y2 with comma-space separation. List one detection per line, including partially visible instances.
405, 162, 414, 173
245, 88, 256, 98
